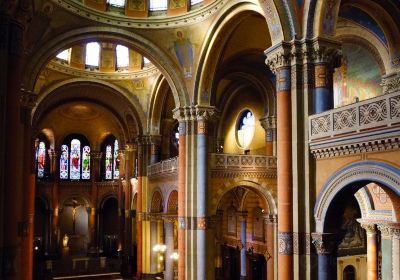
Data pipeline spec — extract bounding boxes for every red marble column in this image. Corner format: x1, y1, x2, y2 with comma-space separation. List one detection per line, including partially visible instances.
177, 120, 186, 280
265, 215, 276, 280
360, 222, 378, 280
21, 91, 36, 280
276, 65, 293, 280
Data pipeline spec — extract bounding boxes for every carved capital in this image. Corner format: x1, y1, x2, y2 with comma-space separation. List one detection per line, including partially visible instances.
259, 116, 276, 130
20, 89, 37, 109
311, 232, 340, 255
357, 219, 376, 235
311, 38, 342, 66
265, 42, 292, 74
377, 224, 393, 239
125, 143, 137, 152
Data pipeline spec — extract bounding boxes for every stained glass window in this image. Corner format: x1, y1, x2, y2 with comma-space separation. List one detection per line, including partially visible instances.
105, 145, 113, 179
85, 42, 100, 67
37, 142, 46, 178
116, 45, 129, 68
70, 139, 81, 180
149, 0, 167, 11
113, 140, 120, 179
60, 145, 69, 179
237, 110, 255, 149
82, 146, 91, 180
107, 0, 125, 7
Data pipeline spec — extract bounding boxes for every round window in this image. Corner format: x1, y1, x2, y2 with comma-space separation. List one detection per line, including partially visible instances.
236, 109, 255, 149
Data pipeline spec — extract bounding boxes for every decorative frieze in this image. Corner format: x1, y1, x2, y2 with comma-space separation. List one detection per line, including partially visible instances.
278, 232, 293, 255
382, 72, 400, 94
311, 232, 340, 255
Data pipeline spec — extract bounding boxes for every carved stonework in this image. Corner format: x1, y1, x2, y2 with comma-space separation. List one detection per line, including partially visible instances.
382, 73, 400, 94
377, 224, 393, 239
358, 220, 376, 235
278, 232, 293, 255
265, 43, 292, 74
311, 38, 342, 66
20, 89, 37, 109
311, 233, 340, 255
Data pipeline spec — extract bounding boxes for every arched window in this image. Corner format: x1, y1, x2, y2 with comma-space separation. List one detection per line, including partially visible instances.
102, 136, 120, 180
60, 135, 90, 180
149, 0, 167, 11
85, 42, 100, 67
35, 136, 50, 179
116, 45, 129, 68
236, 109, 255, 149
143, 56, 151, 65
107, 0, 125, 7
56, 48, 71, 62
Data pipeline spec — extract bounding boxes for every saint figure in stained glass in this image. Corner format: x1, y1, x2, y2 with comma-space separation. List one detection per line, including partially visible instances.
105, 145, 113, 179
82, 146, 91, 180
113, 140, 120, 179
70, 139, 81, 179
37, 141, 46, 178
60, 145, 69, 179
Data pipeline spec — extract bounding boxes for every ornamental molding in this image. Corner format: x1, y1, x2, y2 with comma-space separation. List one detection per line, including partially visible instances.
310, 38, 342, 66
311, 136, 400, 159
173, 105, 219, 123
278, 232, 293, 255
51, 0, 225, 29
47, 60, 159, 80
382, 72, 400, 94
311, 232, 340, 255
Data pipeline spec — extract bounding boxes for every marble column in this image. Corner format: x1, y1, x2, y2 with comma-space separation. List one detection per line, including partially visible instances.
265, 215, 276, 280
164, 217, 175, 280
260, 116, 276, 156
276, 64, 294, 280
311, 233, 339, 280
124, 144, 135, 274
136, 141, 145, 278
214, 210, 223, 278
238, 212, 247, 279
21, 91, 37, 280
359, 222, 378, 280
377, 224, 393, 280
393, 227, 400, 280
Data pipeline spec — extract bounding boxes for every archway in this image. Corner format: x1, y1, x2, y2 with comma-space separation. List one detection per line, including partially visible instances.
99, 196, 119, 258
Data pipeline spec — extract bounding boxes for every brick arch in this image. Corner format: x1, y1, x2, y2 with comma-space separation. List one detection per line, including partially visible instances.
167, 190, 178, 214
151, 190, 164, 213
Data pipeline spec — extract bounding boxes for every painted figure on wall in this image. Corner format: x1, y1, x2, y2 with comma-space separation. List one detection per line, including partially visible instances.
338, 206, 365, 250
174, 31, 193, 78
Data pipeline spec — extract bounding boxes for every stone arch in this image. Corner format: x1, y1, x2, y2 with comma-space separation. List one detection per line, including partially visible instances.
98, 192, 118, 209
210, 178, 277, 215
60, 194, 92, 209
314, 160, 400, 232
22, 26, 189, 108
148, 75, 171, 135
195, 1, 292, 105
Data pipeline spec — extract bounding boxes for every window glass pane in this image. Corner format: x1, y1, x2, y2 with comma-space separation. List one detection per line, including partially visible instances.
82, 146, 91, 180
60, 145, 69, 179
143, 57, 151, 65
113, 140, 120, 179
56, 49, 70, 61
149, 0, 167, 11
116, 45, 129, 68
70, 139, 81, 179
105, 145, 113, 179
237, 110, 255, 148
107, 0, 125, 7
191, 0, 202, 5
85, 42, 100, 67
37, 142, 46, 178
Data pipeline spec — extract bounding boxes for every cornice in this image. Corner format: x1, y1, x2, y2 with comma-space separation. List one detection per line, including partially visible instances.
51, 0, 225, 29
47, 60, 160, 80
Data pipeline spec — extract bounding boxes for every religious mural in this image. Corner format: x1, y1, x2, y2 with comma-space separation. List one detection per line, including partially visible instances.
334, 43, 382, 107
173, 31, 194, 78
337, 206, 366, 255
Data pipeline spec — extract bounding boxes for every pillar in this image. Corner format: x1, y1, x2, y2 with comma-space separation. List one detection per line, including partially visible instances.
89, 151, 102, 253
214, 210, 223, 279
150, 137, 161, 164
124, 144, 135, 274
392, 227, 400, 280
260, 116, 276, 156
136, 140, 145, 278
377, 224, 393, 280
311, 233, 339, 280
238, 212, 247, 279
265, 215, 276, 280
164, 217, 175, 280
359, 222, 378, 280
276, 61, 294, 280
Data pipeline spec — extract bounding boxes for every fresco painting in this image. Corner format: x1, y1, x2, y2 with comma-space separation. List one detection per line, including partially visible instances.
334, 43, 382, 107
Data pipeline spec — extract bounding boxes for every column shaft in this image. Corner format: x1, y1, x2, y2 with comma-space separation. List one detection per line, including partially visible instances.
393, 229, 400, 280
177, 121, 186, 280
266, 218, 275, 280
277, 66, 293, 280
164, 220, 174, 280
314, 63, 332, 113
239, 215, 247, 279
136, 144, 144, 278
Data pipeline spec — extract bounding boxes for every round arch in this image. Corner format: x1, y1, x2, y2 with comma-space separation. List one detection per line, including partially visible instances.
166, 189, 178, 214
195, 2, 290, 105
148, 75, 171, 135
210, 179, 277, 215
150, 189, 164, 213
98, 192, 118, 209
314, 160, 400, 232
22, 26, 189, 108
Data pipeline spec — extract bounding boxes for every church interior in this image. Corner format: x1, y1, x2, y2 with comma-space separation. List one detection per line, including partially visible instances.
1, 0, 400, 279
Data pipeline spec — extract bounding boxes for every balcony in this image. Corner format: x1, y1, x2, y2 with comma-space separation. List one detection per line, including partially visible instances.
147, 154, 277, 179
309, 91, 400, 153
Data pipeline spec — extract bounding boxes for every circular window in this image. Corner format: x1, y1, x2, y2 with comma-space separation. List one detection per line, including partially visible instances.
236, 109, 255, 149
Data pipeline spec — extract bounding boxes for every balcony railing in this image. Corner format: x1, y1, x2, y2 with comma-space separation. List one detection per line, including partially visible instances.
309, 91, 400, 141
147, 156, 178, 177
209, 153, 277, 170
